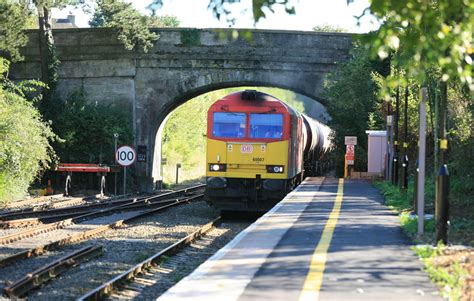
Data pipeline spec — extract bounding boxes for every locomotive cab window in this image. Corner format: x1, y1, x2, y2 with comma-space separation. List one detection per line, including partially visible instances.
212, 112, 246, 138
250, 114, 283, 139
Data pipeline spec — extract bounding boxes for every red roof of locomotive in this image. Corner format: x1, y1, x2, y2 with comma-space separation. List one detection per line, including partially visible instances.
208, 91, 298, 116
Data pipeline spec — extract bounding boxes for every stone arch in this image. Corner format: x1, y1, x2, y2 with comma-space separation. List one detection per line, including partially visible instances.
141, 74, 328, 191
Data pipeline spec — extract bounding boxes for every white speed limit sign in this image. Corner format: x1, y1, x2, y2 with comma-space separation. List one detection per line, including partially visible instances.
116, 145, 136, 167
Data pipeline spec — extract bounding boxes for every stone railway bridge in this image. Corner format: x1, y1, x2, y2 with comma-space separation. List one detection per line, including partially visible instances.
12, 28, 353, 191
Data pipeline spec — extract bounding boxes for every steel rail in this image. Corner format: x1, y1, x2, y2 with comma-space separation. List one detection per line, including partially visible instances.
0, 184, 204, 221
0, 193, 64, 212
4, 245, 103, 298
0, 194, 103, 217
0, 185, 205, 244
77, 216, 221, 301
0, 194, 204, 267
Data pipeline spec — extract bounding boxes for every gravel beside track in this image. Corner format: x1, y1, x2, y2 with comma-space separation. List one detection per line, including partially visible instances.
4, 201, 222, 300
112, 221, 251, 300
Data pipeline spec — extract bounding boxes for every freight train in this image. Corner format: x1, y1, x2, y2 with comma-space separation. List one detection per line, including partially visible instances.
205, 90, 332, 212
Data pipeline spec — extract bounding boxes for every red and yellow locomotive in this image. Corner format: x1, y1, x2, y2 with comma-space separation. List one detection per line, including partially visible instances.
205, 90, 331, 212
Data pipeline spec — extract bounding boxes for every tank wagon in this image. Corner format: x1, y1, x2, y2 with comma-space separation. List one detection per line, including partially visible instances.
205, 90, 332, 212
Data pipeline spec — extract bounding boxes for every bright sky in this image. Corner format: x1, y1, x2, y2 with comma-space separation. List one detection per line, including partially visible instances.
53, 0, 380, 33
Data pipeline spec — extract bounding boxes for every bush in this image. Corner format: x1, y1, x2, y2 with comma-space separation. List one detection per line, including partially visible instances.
0, 58, 56, 202
51, 90, 133, 165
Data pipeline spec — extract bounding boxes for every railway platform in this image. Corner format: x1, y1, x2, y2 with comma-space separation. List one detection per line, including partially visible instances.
157, 177, 441, 301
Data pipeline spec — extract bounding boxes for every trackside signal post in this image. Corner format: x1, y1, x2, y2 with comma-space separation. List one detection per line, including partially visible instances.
116, 145, 137, 194
344, 136, 357, 177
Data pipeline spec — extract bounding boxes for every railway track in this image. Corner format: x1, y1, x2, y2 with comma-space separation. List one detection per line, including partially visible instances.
0, 193, 150, 225
0, 188, 205, 268
78, 217, 222, 300
1, 198, 236, 300
0, 194, 64, 212
0, 185, 203, 230
0, 194, 104, 216
4, 245, 104, 298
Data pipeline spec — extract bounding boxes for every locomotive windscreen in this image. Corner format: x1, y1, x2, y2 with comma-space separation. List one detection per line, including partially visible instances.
249, 114, 283, 139
212, 112, 246, 138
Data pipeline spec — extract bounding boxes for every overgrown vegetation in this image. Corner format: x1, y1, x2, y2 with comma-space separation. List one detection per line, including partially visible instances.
414, 244, 468, 301
324, 46, 389, 175
0, 58, 56, 203
180, 29, 201, 47
50, 90, 133, 164
89, 0, 159, 52
376, 180, 473, 300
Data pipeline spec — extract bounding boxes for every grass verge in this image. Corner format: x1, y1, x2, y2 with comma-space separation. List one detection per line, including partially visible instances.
414, 244, 468, 301
374, 180, 470, 301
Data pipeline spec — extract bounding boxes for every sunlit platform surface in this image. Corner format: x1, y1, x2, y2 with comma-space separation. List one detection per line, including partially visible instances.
157, 177, 441, 301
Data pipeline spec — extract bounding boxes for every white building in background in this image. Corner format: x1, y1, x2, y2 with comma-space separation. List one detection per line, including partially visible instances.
52, 14, 77, 29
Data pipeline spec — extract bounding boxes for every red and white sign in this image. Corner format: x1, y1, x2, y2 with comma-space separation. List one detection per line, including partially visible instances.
240, 144, 253, 153
116, 145, 136, 167
345, 144, 355, 165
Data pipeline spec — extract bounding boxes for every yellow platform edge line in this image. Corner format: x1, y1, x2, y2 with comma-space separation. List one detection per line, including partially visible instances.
298, 178, 345, 301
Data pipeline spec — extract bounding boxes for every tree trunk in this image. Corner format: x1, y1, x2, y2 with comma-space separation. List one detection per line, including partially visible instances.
37, 4, 59, 118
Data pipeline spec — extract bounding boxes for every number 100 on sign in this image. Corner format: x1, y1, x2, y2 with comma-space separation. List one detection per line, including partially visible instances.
116, 146, 136, 167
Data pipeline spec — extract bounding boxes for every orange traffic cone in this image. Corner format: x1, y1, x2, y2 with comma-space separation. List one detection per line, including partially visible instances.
46, 179, 54, 195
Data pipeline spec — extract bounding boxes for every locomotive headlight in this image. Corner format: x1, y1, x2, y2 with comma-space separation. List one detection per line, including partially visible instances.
267, 165, 284, 173
209, 164, 226, 172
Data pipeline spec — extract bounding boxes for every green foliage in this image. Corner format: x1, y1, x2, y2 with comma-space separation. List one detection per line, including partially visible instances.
374, 180, 436, 240
414, 244, 468, 301
0, 0, 30, 62
161, 91, 216, 183
0, 58, 56, 202
51, 90, 132, 164
375, 180, 411, 210
207, 0, 295, 24
148, 15, 180, 27
180, 29, 201, 47
313, 24, 348, 33
90, 0, 160, 53
324, 46, 383, 175
364, 0, 473, 95
399, 212, 435, 237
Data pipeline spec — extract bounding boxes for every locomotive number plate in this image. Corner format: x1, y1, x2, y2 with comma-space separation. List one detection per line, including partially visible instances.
240, 144, 253, 153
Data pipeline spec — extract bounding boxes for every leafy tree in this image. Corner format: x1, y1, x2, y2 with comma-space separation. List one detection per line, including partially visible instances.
0, 0, 31, 62
324, 46, 385, 175
313, 24, 348, 33
145, 0, 294, 25
0, 58, 56, 202
89, 0, 159, 52
30, 1, 78, 116
148, 15, 180, 27
51, 90, 133, 164
362, 0, 473, 95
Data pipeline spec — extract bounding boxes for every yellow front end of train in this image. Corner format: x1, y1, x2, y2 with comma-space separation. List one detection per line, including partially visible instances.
206, 139, 289, 179
206, 138, 291, 211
